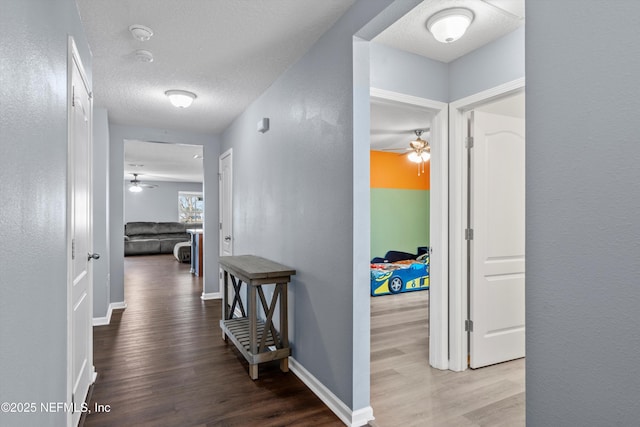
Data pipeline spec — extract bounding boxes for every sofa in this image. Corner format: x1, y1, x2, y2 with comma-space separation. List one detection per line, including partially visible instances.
124, 222, 201, 256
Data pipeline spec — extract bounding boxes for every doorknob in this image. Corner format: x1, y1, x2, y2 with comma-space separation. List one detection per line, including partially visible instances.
224, 236, 232, 241
88, 253, 100, 261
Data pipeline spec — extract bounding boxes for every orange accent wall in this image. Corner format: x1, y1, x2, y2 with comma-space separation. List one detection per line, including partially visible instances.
370, 150, 430, 190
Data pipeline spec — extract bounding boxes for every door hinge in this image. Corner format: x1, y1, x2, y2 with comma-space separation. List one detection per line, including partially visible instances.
72, 238, 75, 260
465, 319, 474, 332
72, 86, 75, 107
465, 136, 474, 149
465, 228, 474, 241
218, 173, 222, 181
219, 222, 222, 230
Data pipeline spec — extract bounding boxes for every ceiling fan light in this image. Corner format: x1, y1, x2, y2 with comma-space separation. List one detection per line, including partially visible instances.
165, 90, 197, 108
427, 8, 474, 43
408, 152, 422, 163
421, 152, 431, 162
129, 184, 143, 193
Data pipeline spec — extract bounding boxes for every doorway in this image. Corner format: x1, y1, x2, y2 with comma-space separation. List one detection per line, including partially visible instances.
449, 80, 526, 371
369, 88, 448, 370
123, 140, 205, 287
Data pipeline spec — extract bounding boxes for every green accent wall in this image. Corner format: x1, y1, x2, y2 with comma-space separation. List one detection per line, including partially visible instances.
371, 188, 430, 258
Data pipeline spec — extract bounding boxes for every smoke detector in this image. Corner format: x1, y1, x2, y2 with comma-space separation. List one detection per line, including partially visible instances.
134, 50, 154, 63
129, 24, 154, 41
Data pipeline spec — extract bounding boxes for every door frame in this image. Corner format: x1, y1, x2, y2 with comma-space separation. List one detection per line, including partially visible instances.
448, 77, 525, 371
66, 36, 95, 426
370, 88, 449, 370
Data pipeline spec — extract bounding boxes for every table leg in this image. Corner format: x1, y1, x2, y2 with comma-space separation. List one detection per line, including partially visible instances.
222, 270, 228, 341
279, 282, 289, 373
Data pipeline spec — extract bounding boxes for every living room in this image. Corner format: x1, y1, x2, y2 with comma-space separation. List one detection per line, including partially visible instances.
123, 140, 204, 264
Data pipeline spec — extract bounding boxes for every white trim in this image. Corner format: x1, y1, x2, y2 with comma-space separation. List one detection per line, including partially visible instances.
370, 87, 449, 370
92, 301, 127, 326
200, 292, 221, 300
448, 78, 525, 372
289, 357, 374, 426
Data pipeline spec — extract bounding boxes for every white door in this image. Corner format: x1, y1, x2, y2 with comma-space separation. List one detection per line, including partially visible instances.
219, 149, 233, 287
469, 110, 525, 369
69, 39, 94, 426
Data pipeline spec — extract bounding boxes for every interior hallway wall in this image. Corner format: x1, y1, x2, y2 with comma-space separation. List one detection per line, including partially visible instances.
0, 0, 92, 425
526, 1, 640, 425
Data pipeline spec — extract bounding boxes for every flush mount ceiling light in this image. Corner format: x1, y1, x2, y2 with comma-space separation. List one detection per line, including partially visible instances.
426, 8, 474, 43
129, 24, 154, 41
165, 90, 197, 108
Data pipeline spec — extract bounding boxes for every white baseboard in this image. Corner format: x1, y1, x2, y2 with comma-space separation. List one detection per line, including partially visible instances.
201, 292, 221, 300
93, 301, 127, 326
288, 357, 374, 427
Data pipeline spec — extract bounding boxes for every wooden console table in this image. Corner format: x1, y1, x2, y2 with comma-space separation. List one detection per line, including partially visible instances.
219, 255, 295, 380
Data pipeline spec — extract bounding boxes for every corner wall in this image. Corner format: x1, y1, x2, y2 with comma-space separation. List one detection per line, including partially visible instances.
218, 0, 421, 415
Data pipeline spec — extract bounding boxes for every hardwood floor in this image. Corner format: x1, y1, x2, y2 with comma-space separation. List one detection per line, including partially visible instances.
86, 256, 524, 426
85, 255, 341, 427
369, 291, 525, 427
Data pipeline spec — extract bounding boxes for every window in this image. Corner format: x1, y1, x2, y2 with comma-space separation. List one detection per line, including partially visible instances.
178, 191, 204, 224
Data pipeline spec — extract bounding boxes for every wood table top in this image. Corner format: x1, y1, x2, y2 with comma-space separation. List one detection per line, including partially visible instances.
219, 255, 295, 280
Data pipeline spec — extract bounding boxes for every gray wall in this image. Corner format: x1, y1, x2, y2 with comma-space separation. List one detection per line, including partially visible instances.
219, 0, 420, 411
93, 108, 111, 319
124, 180, 202, 223
109, 125, 220, 304
370, 41, 448, 102
526, 1, 640, 425
449, 26, 525, 101
0, 0, 92, 425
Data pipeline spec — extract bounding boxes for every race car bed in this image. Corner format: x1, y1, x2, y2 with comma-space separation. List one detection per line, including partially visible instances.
370, 250, 429, 296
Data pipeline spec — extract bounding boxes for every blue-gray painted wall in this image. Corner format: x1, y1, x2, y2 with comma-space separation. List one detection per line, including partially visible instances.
219, 0, 422, 411
0, 0, 92, 425
526, 1, 640, 425
449, 26, 525, 101
370, 42, 448, 102
93, 108, 111, 319
124, 180, 203, 223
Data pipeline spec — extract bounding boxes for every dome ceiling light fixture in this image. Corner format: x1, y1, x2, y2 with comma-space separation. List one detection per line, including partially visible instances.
426, 8, 474, 43
165, 90, 197, 108
129, 24, 154, 41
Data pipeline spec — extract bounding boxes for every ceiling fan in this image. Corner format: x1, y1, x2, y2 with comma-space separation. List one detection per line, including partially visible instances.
128, 173, 158, 193
381, 129, 431, 176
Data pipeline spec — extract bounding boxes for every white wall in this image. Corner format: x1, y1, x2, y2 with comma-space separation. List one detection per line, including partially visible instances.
526, 1, 640, 425
0, 0, 92, 425
124, 180, 202, 223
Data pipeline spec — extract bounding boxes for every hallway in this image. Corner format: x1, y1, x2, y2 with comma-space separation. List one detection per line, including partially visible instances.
86, 255, 341, 426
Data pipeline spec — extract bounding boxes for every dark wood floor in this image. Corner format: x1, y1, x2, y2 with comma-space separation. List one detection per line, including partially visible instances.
85, 255, 341, 427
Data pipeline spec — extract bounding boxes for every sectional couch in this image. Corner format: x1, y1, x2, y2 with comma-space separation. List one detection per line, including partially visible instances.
124, 221, 201, 256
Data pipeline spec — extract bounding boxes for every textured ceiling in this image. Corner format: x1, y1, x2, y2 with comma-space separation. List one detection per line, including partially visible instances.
75, 0, 359, 134
124, 140, 203, 182
370, 98, 434, 152
373, 0, 524, 63
78, 0, 524, 180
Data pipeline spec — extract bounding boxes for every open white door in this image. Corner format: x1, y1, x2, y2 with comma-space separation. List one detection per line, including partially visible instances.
219, 149, 233, 286
469, 110, 525, 369
68, 38, 95, 426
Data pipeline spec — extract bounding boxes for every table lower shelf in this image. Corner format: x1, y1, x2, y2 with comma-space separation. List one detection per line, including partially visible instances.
220, 317, 291, 365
